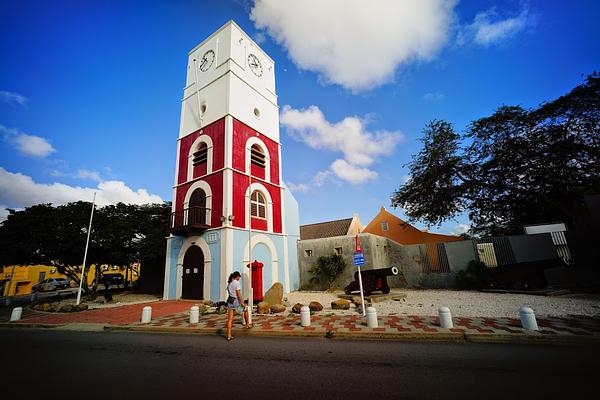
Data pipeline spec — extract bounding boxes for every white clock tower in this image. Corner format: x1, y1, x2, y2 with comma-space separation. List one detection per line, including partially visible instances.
164, 21, 300, 302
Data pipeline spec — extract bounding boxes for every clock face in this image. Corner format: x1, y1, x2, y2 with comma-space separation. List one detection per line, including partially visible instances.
199, 50, 215, 72
247, 54, 263, 77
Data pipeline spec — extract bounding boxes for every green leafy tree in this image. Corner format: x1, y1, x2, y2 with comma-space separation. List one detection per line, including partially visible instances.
392, 73, 600, 236
309, 254, 346, 289
0, 201, 171, 297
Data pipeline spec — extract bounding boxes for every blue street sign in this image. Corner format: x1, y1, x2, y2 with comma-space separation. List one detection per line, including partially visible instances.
353, 252, 364, 266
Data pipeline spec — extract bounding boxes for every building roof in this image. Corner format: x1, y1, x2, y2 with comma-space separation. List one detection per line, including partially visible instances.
300, 218, 354, 240
363, 207, 461, 245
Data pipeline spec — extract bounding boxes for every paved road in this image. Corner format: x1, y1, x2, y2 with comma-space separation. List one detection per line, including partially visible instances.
1, 329, 596, 399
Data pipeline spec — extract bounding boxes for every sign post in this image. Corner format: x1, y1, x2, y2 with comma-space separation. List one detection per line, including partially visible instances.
353, 235, 366, 316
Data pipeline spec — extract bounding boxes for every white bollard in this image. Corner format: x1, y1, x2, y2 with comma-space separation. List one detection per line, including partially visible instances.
438, 306, 453, 329
10, 307, 23, 322
189, 306, 199, 324
366, 306, 378, 328
300, 305, 311, 327
519, 306, 539, 331
141, 306, 152, 324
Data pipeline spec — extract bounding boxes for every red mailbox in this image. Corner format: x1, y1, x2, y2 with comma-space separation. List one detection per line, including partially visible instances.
247, 260, 264, 302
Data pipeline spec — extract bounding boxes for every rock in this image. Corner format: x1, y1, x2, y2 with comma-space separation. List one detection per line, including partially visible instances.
257, 302, 271, 314
36, 303, 51, 312
199, 300, 214, 307
217, 305, 227, 314
72, 304, 88, 312
263, 282, 284, 305
292, 303, 304, 313
352, 296, 362, 305
309, 301, 323, 312
392, 294, 407, 301
270, 304, 286, 313
198, 304, 209, 314
331, 299, 350, 310
59, 304, 74, 313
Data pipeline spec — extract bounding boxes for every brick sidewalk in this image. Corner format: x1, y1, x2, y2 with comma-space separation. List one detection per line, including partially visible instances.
14, 300, 195, 325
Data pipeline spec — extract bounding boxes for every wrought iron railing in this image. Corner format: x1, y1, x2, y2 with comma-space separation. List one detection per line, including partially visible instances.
170, 206, 210, 233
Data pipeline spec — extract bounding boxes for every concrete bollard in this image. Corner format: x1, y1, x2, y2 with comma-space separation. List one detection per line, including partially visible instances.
189, 306, 199, 324
438, 306, 453, 329
366, 306, 378, 328
519, 306, 539, 331
300, 305, 311, 327
141, 306, 152, 324
10, 307, 23, 322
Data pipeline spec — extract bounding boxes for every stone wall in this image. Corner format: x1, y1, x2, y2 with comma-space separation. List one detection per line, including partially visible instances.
297, 232, 562, 291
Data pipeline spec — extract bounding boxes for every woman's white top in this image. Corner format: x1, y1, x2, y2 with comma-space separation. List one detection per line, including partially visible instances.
227, 279, 241, 297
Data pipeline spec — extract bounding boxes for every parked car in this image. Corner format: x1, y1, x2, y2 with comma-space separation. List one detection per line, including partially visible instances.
101, 273, 124, 288
32, 278, 70, 292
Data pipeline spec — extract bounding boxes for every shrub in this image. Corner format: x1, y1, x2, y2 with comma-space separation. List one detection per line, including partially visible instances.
309, 254, 346, 290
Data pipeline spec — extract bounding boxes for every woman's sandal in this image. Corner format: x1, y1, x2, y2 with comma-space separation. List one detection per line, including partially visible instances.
227, 336, 235, 341
244, 324, 253, 329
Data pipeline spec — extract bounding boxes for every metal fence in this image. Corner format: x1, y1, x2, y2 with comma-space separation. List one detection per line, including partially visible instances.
420, 232, 569, 274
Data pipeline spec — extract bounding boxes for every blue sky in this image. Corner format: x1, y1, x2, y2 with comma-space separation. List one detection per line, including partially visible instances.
1, 0, 598, 234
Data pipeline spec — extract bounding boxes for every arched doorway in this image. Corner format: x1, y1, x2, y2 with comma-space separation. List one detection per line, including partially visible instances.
182, 245, 204, 299
189, 188, 207, 225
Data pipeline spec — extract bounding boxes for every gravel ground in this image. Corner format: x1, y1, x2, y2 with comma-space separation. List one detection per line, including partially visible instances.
286, 290, 600, 318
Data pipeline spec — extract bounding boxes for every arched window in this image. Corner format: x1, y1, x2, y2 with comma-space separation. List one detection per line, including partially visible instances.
192, 143, 208, 166
189, 188, 207, 225
250, 190, 266, 219
250, 144, 265, 168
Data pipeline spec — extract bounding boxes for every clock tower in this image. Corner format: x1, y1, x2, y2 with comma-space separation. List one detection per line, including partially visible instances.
163, 21, 301, 301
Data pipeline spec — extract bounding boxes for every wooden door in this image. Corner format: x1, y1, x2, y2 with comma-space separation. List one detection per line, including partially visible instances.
182, 246, 204, 299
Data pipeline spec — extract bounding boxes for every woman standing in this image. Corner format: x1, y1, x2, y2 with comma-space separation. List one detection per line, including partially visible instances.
226, 271, 252, 341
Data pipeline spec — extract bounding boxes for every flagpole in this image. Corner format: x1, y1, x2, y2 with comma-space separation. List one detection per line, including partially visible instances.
76, 192, 96, 306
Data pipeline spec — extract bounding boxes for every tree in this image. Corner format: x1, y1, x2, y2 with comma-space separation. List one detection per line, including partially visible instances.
0, 201, 171, 297
392, 73, 600, 236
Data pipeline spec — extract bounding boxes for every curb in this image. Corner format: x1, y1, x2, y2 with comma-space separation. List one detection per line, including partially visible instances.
4, 322, 600, 346
103, 324, 600, 345
0, 322, 63, 329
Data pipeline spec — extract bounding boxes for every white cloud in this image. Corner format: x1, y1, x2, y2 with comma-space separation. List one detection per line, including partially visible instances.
285, 181, 310, 193
281, 105, 402, 185
0, 90, 27, 107
422, 92, 445, 102
280, 105, 402, 185
14, 133, 56, 157
330, 159, 378, 185
1, 124, 56, 158
74, 169, 102, 182
460, 7, 529, 46
313, 171, 332, 187
253, 31, 267, 44
0, 167, 163, 220
251, 0, 456, 92
0, 205, 9, 221
451, 223, 470, 235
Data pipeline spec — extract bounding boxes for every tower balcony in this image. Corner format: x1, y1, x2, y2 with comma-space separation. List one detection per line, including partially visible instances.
170, 206, 211, 236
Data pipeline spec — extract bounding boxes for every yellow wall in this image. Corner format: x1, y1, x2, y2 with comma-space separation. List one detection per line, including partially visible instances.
1, 263, 140, 296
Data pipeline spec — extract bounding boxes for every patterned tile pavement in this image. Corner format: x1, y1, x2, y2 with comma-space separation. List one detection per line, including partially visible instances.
125, 309, 600, 337
9, 299, 600, 340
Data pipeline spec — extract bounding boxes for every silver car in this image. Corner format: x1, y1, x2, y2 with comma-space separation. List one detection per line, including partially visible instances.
32, 278, 70, 292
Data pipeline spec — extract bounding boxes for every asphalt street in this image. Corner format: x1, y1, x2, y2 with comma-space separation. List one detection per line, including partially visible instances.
0, 328, 596, 399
